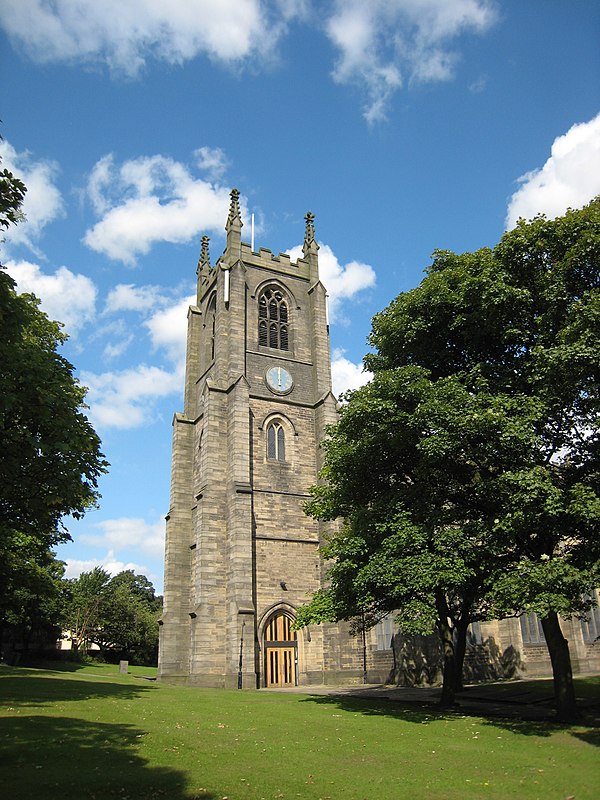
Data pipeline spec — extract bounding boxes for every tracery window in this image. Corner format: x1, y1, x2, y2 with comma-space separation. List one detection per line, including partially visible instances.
259, 287, 289, 350
581, 593, 600, 643
520, 611, 545, 644
267, 420, 285, 461
375, 614, 396, 651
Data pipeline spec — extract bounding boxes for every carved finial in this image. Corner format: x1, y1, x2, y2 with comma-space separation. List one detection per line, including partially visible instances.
226, 188, 242, 230
303, 211, 319, 262
197, 235, 210, 276
201, 235, 210, 267
304, 211, 315, 249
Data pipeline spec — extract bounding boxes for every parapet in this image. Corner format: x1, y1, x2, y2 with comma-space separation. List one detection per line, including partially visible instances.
240, 241, 310, 280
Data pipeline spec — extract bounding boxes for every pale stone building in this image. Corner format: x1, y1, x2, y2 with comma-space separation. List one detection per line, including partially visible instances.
158, 190, 362, 688
158, 190, 599, 689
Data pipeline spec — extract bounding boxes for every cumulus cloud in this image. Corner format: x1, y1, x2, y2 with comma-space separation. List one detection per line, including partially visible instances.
194, 146, 230, 181
287, 242, 375, 323
0, 0, 300, 77
80, 517, 166, 559
83, 152, 238, 265
81, 363, 181, 429
145, 294, 195, 364
62, 549, 163, 591
103, 334, 136, 361
5, 259, 97, 334
0, 139, 64, 254
84, 289, 193, 424
506, 113, 600, 229
104, 283, 166, 314
331, 348, 372, 398
325, 0, 496, 123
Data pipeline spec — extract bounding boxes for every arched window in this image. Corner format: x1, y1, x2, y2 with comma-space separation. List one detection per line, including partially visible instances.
267, 420, 285, 461
259, 287, 289, 350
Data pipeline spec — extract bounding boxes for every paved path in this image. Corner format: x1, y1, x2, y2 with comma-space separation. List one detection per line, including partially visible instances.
266, 677, 600, 724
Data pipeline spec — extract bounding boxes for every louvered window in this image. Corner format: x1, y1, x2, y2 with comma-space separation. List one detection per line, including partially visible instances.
259, 287, 289, 350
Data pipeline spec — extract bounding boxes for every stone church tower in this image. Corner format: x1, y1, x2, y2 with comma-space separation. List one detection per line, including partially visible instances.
158, 190, 361, 688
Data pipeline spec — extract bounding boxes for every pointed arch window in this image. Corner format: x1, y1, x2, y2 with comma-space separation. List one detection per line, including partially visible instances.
267, 420, 286, 461
259, 287, 289, 350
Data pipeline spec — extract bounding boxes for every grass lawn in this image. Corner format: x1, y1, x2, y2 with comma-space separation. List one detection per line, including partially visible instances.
1, 664, 598, 800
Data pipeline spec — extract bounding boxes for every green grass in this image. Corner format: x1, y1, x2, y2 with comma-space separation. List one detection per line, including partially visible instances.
1, 664, 598, 800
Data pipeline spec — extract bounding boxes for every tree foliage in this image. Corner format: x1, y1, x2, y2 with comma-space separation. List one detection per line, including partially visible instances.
0, 273, 108, 547
0, 533, 67, 658
300, 198, 600, 720
0, 155, 109, 648
63, 569, 162, 666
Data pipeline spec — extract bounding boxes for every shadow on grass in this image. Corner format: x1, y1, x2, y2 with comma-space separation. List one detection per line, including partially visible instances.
0, 670, 156, 707
0, 714, 216, 800
300, 692, 600, 742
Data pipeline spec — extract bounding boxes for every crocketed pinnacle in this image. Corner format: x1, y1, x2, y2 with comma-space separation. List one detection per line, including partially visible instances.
226, 188, 242, 231
303, 211, 318, 259
197, 235, 210, 275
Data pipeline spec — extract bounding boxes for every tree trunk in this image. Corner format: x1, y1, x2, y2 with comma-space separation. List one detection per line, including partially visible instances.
435, 591, 456, 707
453, 615, 470, 693
540, 610, 580, 722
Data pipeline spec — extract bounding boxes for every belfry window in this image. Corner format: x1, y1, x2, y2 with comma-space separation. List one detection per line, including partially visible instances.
259, 287, 289, 350
267, 421, 285, 461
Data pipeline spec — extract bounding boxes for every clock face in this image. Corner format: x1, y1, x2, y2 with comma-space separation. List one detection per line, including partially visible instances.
266, 366, 293, 394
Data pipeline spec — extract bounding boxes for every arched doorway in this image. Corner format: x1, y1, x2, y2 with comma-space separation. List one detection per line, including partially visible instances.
263, 611, 297, 688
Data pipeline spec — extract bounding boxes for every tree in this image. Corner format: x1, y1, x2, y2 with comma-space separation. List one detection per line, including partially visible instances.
0, 165, 26, 232
0, 272, 108, 547
0, 156, 108, 645
0, 533, 67, 659
299, 198, 600, 720
97, 571, 162, 665
62, 567, 111, 653
299, 368, 542, 706
63, 569, 161, 665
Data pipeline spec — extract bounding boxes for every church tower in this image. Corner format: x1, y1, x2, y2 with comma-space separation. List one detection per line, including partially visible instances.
158, 191, 360, 688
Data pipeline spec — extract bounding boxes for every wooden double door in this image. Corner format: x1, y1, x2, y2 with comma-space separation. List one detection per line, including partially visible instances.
264, 612, 297, 688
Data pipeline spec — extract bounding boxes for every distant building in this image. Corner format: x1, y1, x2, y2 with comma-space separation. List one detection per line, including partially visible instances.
158, 191, 600, 688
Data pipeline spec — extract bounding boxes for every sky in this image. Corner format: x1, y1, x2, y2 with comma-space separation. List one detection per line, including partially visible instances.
1, 1, 599, 595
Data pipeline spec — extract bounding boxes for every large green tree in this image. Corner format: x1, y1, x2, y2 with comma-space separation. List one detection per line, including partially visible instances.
299, 198, 600, 720
0, 157, 108, 646
63, 569, 161, 665
0, 532, 67, 658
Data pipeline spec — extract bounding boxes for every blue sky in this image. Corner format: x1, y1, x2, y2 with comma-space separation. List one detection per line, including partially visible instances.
1, 1, 599, 595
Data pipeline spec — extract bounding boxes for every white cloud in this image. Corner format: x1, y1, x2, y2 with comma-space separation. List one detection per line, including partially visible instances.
506, 113, 600, 229
194, 146, 230, 181
287, 242, 376, 323
325, 0, 496, 123
62, 549, 162, 592
5, 259, 97, 334
145, 294, 195, 363
0, 0, 299, 77
0, 140, 64, 254
103, 334, 135, 360
81, 363, 181, 429
87, 290, 192, 420
104, 283, 165, 314
83, 152, 238, 265
331, 348, 372, 398
80, 517, 165, 559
